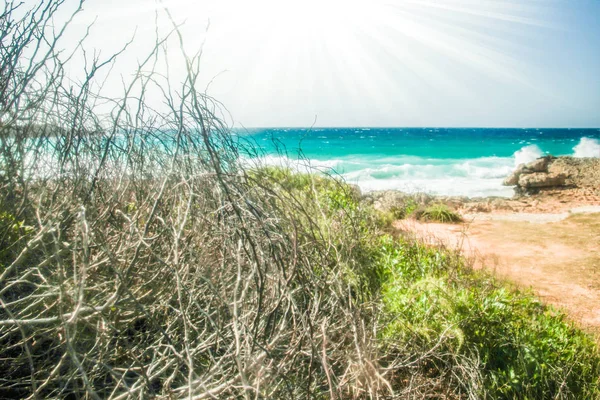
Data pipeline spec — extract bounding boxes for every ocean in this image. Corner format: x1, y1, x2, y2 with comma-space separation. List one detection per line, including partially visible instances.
239, 128, 600, 198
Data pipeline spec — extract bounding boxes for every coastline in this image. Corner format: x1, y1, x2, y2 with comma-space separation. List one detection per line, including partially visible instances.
249, 129, 600, 198
363, 155, 600, 216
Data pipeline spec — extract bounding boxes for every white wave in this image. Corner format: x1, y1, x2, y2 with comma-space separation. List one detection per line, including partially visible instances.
513, 144, 543, 167
240, 154, 342, 172
454, 158, 514, 179
348, 176, 514, 198
242, 153, 520, 198
340, 156, 517, 197
573, 137, 600, 158
343, 157, 512, 179
342, 163, 430, 180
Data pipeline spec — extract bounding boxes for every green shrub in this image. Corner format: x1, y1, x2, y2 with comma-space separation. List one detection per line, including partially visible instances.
376, 234, 600, 399
414, 203, 463, 223
263, 178, 600, 398
387, 198, 419, 220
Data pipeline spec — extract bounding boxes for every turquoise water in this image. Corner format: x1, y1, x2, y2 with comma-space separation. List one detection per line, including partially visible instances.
239, 128, 600, 197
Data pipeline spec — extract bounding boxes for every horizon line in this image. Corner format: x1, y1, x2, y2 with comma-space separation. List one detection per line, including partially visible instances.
235, 126, 600, 130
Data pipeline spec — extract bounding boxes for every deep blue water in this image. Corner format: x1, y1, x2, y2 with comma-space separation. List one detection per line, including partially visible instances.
238, 128, 600, 197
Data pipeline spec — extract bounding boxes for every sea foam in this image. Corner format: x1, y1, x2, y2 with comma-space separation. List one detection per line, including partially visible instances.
340, 156, 516, 197
513, 144, 544, 166
573, 137, 600, 158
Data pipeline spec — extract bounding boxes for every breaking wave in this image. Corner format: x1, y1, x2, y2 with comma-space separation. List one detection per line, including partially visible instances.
573, 137, 600, 158
513, 144, 544, 166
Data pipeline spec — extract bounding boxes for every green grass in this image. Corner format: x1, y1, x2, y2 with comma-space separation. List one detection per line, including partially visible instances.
376, 235, 600, 399
386, 199, 463, 224
389, 198, 419, 219
414, 203, 463, 223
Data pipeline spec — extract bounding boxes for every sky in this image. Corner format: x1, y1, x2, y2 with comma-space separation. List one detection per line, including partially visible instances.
54, 0, 600, 127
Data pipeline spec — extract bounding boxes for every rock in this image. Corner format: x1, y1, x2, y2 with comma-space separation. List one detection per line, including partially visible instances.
523, 157, 551, 173
490, 199, 513, 211
442, 196, 469, 208
503, 163, 527, 186
503, 172, 520, 186
503, 158, 552, 186
367, 190, 445, 212
547, 157, 600, 191
518, 172, 566, 189
464, 202, 491, 213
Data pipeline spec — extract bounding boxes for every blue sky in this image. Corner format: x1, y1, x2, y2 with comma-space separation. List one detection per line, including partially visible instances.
61, 0, 600, 127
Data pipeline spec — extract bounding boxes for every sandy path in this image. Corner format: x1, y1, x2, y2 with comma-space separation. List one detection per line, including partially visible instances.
461, 206, 600, 224
394, 210, 600, 333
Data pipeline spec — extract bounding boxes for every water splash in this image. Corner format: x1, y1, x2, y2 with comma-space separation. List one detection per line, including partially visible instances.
573, 137, 600, 158
513, 144, 543, 166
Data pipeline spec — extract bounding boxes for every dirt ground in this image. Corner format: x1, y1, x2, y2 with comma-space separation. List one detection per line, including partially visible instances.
394, 210, 600, 335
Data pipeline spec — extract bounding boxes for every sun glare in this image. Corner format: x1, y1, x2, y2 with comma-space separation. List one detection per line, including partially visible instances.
152, 0, 553, 125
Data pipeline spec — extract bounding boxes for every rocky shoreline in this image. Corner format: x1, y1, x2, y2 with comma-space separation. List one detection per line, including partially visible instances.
503, 156, 600, 195
363, 156, 600, 215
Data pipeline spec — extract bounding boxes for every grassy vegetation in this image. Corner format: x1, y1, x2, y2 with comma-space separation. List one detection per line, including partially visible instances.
415, 203, 463, 223
376, 234, 600, 399
390, 200, 463, 223
389, 198, 419, 220
269, 169, 600, 398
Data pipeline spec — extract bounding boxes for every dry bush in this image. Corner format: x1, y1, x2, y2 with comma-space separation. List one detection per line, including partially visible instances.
0, 1, 400, 398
